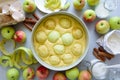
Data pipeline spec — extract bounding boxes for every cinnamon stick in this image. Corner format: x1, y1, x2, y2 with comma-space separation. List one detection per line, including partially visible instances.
23, 22, 32, 31
99, 51, 114, 60
98, 46, 106, 52
33, 13, 39, 20
98, 46, 114, 59
93, 49, 105, 62
24, 18, 37, 24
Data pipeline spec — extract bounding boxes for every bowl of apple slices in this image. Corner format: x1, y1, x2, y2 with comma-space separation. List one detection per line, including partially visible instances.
31, 11, 90, 71
34, 0, 67, 13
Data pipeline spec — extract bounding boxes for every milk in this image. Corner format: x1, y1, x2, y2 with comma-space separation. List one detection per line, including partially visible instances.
95, 0, 117, 18
92, 62, 108, 79
88, 59, 108, 79
95, 3, 110, 18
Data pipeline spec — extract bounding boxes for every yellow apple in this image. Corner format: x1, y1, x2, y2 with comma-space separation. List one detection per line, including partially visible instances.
73, 0, 85, 10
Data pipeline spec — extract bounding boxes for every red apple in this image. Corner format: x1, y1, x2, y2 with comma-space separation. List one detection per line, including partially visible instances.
83, 9, 96, 22
53, 72, 67, 80
73, 0, 85, 10
96, 20, 110, 34
23, 67, 35, 80
36, 66, 49, 79
78, 70, 91, 80
13, 30, 26, 43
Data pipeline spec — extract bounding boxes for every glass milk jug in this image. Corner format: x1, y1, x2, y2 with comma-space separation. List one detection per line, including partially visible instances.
95, 0, 118, 18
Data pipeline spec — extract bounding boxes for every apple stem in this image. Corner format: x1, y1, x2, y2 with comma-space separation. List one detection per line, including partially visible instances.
118, 22, 120, 24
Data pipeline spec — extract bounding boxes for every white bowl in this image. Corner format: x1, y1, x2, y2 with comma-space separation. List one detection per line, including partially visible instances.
34, 0, 66, 13
31, 12, 90, 71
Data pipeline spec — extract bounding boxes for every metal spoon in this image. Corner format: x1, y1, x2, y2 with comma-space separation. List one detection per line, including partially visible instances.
106, 64, 120, 69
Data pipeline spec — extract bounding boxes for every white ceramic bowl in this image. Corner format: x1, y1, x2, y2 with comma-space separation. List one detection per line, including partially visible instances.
31, 12, 90, 71
34, 0, 66, 13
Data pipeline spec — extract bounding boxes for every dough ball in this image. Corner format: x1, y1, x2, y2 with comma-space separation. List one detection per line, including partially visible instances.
44, 19, 56, 30
35, 31, 47, 43
62, 54, 73, 64
37, 45, 49, 58
49, 55, 60, 65
59, 17, 72, 29
48, 31, 60, 43
72, 29, 83, 39
62, 33, 73, 46
72, 43, 82, 56
53, 45, 65, 55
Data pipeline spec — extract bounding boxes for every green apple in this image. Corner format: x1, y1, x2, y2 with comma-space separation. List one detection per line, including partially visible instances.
87, 0, 100, 6
23, 0, 36, 13
96, 20, 110, 34
83, 9, 96, 22
6, 68, 19, 80
73, 0, 85, 10
62, 33, 73, 46
1, 26, 15, 39
53, 45, 65, 55
109, 17, 120, 30
23, 67, 35, 80
48, 31, 60, 43
78, 70, 91, 80
65, 67, 79, 80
